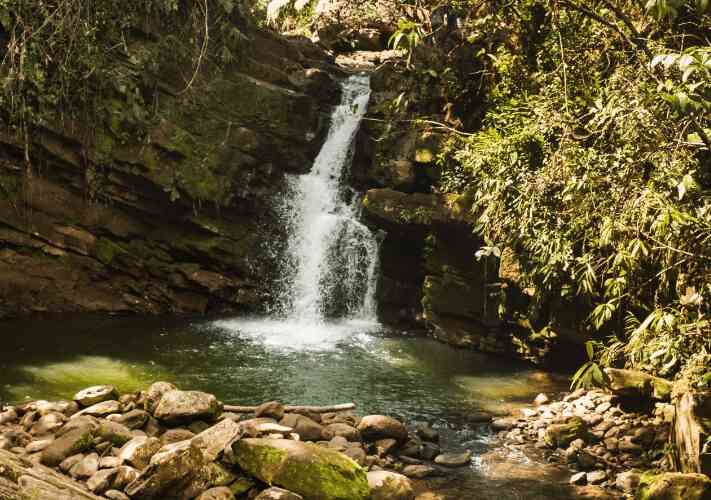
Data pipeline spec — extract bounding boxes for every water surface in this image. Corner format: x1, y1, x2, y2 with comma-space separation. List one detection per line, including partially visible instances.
0, 314, 583, 499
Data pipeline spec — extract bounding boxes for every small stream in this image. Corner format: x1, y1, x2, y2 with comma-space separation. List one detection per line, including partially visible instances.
0, 314, 582, 499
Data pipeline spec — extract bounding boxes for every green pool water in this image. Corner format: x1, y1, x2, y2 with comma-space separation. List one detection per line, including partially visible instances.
0, 314, 584, 499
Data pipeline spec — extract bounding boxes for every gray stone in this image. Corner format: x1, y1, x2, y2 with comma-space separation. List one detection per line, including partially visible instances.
191, 418, 242, 461
254, 487, 304, 500
154, 390, 222, 424
434, 451, 471, 467
357, 415, 408, 442
161, 428, 195, 444
322, 423, 361, 442
570, 472, 587, 485
87, 467, 118, 493
615, 471, 640, 493
255, 401, 286, 421
105, 491, 130, 500
402, 464, 438, 479
74, 385, 118, 407
41, 426, 94, 466
72, 400, 121, 419
112, 465, 139, 490
69, 452, 99, 479
144, 381, 177, 414
119, 436, 162, 469
279, 414, 324, 441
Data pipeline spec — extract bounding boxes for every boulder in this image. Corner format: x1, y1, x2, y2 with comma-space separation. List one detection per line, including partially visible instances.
75, 386, 119, 407
112, 465, 140, 490
544, 417, 588, 448
279, 414, 324, 441
29, 412, 66, 435
367, 471, 414, 500
97, 421, 133, 447
41, 426, 95, 466
357, 415, 408, 442
256, 401, 286, 421
154, 390, 222, 424
254, 487, 304, 499
162, 428, 196, 444
191, 418, 242, 461
605, 368, 673, 402
434, 451, 471, 467
616, 471, 640, 493
113, 409, 149, 430
636, 472, 711, 500
233, 438, 369, 500
322, 423, 361, 442
70, 452, 100, 479
119, 436, 162, 469
144, 382, 177, 414
125, 440, 208, 499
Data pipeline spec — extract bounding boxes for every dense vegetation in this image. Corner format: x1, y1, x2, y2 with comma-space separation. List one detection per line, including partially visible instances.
385, 0, 711, 386
269, 0, 710, 385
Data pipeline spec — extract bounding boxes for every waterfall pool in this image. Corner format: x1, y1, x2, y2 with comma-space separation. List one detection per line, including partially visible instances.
0, 314, 586, 499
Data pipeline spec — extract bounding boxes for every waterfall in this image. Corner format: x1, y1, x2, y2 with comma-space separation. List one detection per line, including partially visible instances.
215, 75, 380, 349
278, 74, 379, 323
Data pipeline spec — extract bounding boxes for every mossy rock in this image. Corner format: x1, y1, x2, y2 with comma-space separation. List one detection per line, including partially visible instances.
605, 368, 673, 402
544, 417, 588, 448
233, 438, 369, 500
636, 472, 711, 500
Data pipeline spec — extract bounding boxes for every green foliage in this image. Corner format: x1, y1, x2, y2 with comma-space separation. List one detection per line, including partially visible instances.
388, 18, 424, 67
571, 341, 608, 390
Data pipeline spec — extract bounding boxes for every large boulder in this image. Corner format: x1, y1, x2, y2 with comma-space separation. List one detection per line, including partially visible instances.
544, 417, 588, 448
605, 368, 673, 402
636, 472, 711, 500
367, 471, 414, 500
191, 418, 242, 461
357, 415, 408, 442
119, 437, 162, 470
279, 414, 324, 441
41, 426, 95, 466
125, 440, 208, 500
233, 438, 369, 500
154, 390, 222, 424
144, 382, 177, 414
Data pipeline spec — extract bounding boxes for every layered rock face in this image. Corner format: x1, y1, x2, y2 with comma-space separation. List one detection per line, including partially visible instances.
0, 19, 338, 318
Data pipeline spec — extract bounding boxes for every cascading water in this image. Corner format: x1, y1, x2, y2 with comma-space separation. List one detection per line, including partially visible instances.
278, 74, 378, 323
217, 74, 381, 348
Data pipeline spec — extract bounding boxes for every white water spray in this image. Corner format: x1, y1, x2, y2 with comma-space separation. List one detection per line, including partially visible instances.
217, 74, 381, 348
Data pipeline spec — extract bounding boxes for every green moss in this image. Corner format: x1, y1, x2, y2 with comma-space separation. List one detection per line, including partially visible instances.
95, 238, 127, 266
637, 472, 711, 500
544, 417, 588, 448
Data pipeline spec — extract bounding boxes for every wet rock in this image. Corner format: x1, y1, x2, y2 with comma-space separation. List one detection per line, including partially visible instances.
154, 390, 222, 424
234, 438, 369, 500
401, 464, 438, 479
491, 417, 518, 431
74, 385, 118, 407
375, 438, 398, 456
368, 470, 414, 500
87, 467, 118, 494
322, 423, 361, 442
434, 451, 471, 467
637, 472, 711, 500
254, 487, 304, 499
144, 382, 178, 414
415, 424, 439, 443
256, 401, 286, 421
191, 418, 242, 461
125, 440, 208, 499
421, 442, 441, 461
69, 452, 99, 479
119, 436, 162, 469
357, 415, 408, 442
279, 414, 324, 441
41, 426, 95, 466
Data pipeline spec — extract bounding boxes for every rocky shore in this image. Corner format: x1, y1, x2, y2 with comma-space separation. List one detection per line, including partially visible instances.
0, 383, 472, 500
493, 368, 711, 499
